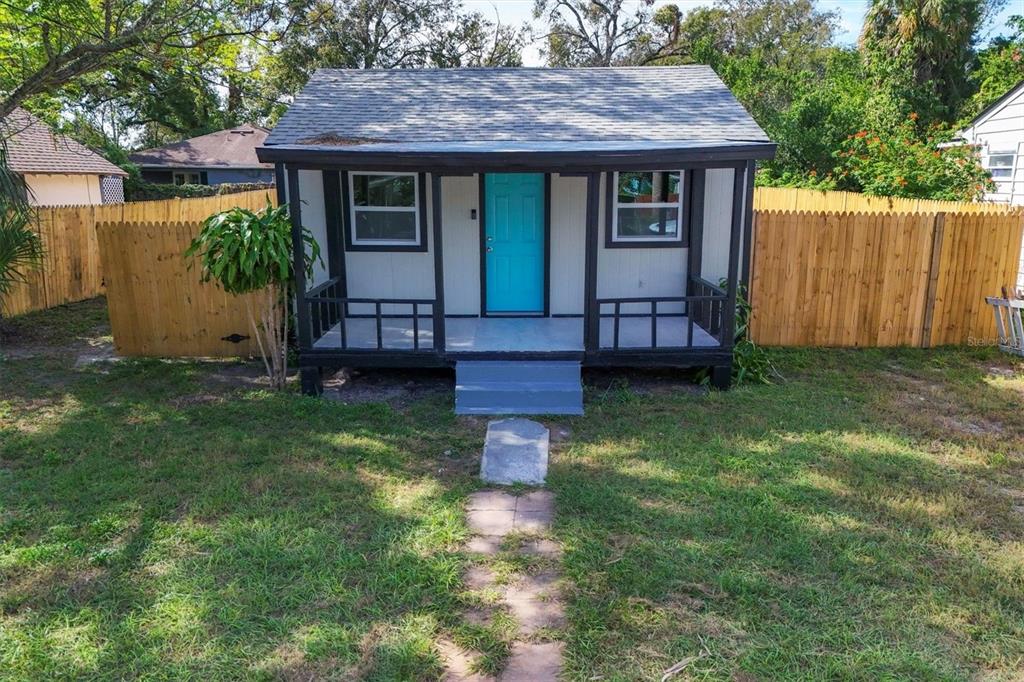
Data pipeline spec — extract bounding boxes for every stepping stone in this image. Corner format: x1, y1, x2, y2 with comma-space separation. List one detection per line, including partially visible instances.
503, 572, 564, 634
520, 538, 562, 558
464, 536, 503, 556
499, 641, 564, 681
468, 490, 517, 511
438, 638, 494, 682
481, 419, 550, 486
467, 509, 515, 536
464, 565, 496, 591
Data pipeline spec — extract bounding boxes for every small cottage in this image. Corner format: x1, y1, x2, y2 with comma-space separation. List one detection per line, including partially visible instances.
257, 67, 776, 412
3, 108, 125, 205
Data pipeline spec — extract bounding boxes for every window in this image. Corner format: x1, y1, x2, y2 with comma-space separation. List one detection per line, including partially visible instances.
348, 172, 422, 248
988, 152, 1015, 179
173, 171, 202, 185
610, 171, 686, 246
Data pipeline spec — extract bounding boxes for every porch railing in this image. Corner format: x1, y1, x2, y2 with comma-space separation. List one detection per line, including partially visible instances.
596, 276, 729, 351
304, 277, 439, 352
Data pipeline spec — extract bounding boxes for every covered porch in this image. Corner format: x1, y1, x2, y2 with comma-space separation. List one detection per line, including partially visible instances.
309, 308, 723, 353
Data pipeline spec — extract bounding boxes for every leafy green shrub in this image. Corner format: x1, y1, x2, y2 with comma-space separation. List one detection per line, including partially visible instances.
125, 179, 218, 201
698, 280, 778, 387
833, 114, 995, 200
184, 203, 320, 389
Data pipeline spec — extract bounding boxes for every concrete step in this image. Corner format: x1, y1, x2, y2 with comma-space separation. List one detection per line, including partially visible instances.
455, 361, 583, 416
455, 360, 581, 385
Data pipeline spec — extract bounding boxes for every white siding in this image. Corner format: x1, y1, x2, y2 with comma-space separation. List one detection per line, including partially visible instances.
345, 174, 435, 314
297, 169, 329, 288
291, 167, 739, 318
597, 172, 689, 315
960, 84, 1024, 206
700, 168, 736, 284
959, 83, 1024, 287
550, 174, 587, 314
442, 175, 480, 315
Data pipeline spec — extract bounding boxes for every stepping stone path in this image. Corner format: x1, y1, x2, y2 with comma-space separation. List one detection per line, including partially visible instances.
480, 419, 550, 486
441, 488, 566, 681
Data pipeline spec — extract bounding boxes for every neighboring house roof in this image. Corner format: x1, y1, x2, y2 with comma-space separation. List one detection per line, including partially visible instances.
129, 124, 272, 169
959, 80, 1024, 135
1, 108, 127, 177
263, 66, 772, 154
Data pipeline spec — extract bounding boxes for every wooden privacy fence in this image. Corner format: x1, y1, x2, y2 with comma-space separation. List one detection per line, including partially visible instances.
749, 210, 1024, 347
3, 189, 277, 317
755, 186, 1023, 215
97, 221, 262, 357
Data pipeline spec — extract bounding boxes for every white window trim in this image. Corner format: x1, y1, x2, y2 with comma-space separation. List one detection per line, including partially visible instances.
611, 170, 685, 243
348, 171, 421, 246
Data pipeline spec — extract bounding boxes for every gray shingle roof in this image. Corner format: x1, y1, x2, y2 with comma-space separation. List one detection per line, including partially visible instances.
264, 66, 771, 149
129, 124, 272, 169
1, 108, 127, 176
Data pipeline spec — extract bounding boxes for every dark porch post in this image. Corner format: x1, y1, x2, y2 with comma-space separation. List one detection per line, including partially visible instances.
287, 167, 322, 395
740, 159, 757, 288
583, 172, 600, 356
322, 171, 347, 327
713, 163, 747, 389
431, 173, 446, 353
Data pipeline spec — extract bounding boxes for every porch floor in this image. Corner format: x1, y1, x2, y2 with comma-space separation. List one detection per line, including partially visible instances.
311, 316, 719, 352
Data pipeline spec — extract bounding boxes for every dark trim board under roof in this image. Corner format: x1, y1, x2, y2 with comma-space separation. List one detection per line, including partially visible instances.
257, 141, 777, 170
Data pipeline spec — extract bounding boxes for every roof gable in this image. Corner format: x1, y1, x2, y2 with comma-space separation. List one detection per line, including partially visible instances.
960, 79, 1024, 137
129, 124, 271, 169
264, 66, 771, 149
1, 108, 127, 177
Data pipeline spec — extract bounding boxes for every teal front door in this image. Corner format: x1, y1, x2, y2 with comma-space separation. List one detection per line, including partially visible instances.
484, 173, 545, 313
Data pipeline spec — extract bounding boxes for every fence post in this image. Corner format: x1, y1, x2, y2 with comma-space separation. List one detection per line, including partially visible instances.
920, 212, 946, 348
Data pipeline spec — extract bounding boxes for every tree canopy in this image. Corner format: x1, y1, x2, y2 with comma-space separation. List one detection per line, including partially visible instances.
1, 0, 1019, 202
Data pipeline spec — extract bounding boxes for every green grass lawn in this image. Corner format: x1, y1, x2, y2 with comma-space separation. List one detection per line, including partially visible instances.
2, 300, 1024, 680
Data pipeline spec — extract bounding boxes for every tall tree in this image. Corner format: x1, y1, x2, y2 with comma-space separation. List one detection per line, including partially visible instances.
0, 0, 290, 122
533, 0, 676, 66
859, 0, 1002, 122
960, 14, 1024, 122
267, 0, 525, 99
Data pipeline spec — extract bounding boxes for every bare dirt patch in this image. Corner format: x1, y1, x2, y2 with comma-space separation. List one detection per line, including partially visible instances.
583, 367, 704, 398
322, 367, 453, 407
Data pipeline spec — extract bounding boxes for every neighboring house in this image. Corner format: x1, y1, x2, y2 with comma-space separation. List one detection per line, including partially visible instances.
955, 80, 1024, 287
957, 80, 1024, 205
129, 124, 274, 186
2, 108, 126, 206
258, 67, 775, 411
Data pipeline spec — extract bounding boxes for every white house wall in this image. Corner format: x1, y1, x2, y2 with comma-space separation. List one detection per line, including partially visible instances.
550, 174, 587, 315
297, 169, 329, 288
700, 168, 737, 284
441, 175, 481, 315
344, 174, 436, 315
24, 173, 102, 206
960, 84, 1024, 206
290, 167, 739, 317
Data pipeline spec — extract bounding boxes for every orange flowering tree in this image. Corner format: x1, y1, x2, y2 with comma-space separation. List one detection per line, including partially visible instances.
833, 114, 994, 201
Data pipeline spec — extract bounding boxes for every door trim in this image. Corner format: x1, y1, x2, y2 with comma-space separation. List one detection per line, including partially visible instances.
478, 172, 551, 317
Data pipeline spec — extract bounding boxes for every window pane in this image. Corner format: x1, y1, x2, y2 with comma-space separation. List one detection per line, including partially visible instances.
989, 154, 1015, 167
354, 210, 417, 242
353, 174, 415, 207
991, 168, 1012, 178
616, 207, 679, 238
617, 171, 681, 203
